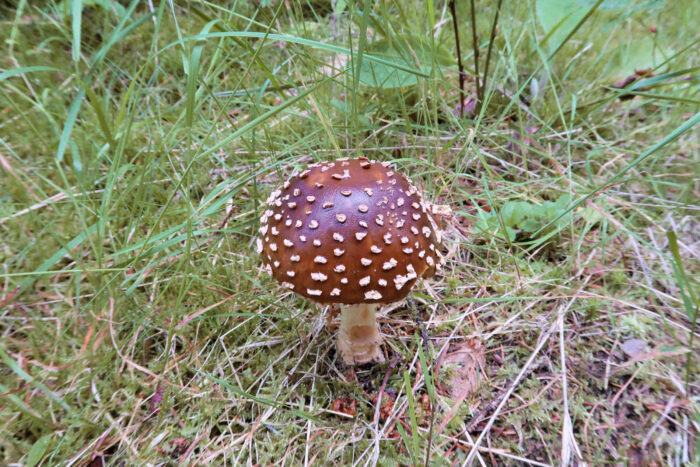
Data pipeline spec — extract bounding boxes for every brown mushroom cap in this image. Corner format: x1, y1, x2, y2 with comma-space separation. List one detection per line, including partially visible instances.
257, 157, 445, 305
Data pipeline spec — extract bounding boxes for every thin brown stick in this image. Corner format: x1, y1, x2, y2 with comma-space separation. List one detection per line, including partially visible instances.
469, 0, 481, 109
481, 0, 503, 105
373, 359, 397, 425
449, 1, 466, 118
217, 204, 236, 230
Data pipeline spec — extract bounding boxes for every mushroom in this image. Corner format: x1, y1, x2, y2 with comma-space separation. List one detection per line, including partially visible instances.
257, 157, 449, 365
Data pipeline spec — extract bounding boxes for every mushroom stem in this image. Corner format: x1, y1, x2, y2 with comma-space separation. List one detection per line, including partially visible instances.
337, 303, 384, 365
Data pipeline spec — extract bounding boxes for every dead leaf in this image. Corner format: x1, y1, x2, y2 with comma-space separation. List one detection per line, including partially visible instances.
440, 338, 486, 400
371, 393, 394, 421
454, 95, 478, 117
612, 69, 654, 100
613, 75, 638, 90
326, 304, 341, 330
620, 339, 647, 358
149, 384, 163, 413
332, 397, 357, 417
420, 393, 431, 414
617, 346, 689, 369
168, 438, 190, 459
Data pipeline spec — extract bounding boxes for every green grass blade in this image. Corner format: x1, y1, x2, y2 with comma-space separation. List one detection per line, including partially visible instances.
403, 370, 420, 463
200, 370, 321, 422
546, 0, 604, 61
71, 0, 81, 62
536, 111, 700, 235
0, 66, 61, 82
17, 222, 99, 295
159, 32, 430, 78
0, 346, 74, 414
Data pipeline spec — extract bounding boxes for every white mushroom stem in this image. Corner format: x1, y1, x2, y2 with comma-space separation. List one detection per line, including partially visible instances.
337, 303, 385, 365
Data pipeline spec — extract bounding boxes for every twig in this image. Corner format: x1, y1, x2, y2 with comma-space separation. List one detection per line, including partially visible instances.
469, 0, 481, 109
481, 0, 503, 104
217, 203, 236, 230
449, 1, 466, 118
180, 428, 208, 464
373, 360, 397, 425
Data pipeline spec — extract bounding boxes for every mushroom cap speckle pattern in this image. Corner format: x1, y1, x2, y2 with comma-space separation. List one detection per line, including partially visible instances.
258, 157, 445, 304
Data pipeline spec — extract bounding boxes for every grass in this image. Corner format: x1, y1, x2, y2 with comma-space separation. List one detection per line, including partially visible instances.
1, 0, 698, 465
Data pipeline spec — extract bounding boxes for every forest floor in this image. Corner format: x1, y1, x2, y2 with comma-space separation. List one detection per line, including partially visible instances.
0, 1, 698, 465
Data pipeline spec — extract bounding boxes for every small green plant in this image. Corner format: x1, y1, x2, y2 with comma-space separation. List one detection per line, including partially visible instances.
474, 194, 572, 242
